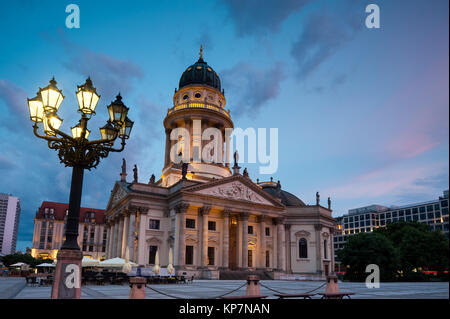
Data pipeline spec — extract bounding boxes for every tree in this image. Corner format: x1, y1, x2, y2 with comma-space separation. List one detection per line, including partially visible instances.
1, 253, 53, 268
375, 221, 449, 277
337, 232, 399, 281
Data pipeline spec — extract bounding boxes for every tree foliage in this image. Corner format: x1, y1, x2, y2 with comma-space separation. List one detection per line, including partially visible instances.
339, 221, 449, 281
0, 253, 53, 268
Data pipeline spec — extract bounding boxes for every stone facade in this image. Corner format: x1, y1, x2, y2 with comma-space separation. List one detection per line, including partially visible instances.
105, 50, 336, 279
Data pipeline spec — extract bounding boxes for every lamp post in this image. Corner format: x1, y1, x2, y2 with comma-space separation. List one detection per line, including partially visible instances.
27, 77, 134, 299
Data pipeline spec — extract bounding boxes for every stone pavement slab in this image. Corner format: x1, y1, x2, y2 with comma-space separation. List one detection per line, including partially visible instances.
3, 279, 448, 299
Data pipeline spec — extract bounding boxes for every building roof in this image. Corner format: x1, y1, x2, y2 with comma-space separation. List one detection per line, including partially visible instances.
36, 201, 105, 224
178, 55, 221, 91
260, 183, 306, 207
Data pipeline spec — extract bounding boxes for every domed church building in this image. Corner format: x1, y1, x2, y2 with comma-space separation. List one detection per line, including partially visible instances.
104, 48, 336, 280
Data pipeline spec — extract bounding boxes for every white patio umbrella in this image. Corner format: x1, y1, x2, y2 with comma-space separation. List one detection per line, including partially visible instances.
152, 250, 160, 275
167, 248, 174, 276
36, 263, 55, 267
81, 256, 100, 267
99, 257, 137, 268
10, 262, 27, 267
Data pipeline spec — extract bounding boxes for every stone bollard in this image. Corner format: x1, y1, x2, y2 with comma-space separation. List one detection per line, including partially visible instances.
129, 277, 147, 299
325, 273, 340, 294
246, 275, 261, 297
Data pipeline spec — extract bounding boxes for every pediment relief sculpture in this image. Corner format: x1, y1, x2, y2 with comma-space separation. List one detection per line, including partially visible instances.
196, 182, 270, 204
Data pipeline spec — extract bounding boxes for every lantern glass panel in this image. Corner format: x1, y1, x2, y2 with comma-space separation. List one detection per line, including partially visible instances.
27, 97, 44, 122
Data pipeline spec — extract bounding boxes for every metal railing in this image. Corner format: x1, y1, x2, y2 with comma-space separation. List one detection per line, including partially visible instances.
167, 102, 231, 118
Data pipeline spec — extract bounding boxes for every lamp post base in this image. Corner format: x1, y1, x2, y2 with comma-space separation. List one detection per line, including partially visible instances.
51, 249, 83, 299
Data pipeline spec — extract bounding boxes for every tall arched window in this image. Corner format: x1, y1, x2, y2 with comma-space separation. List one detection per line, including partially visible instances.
324, 240, 328, 259
299, 238, 308, 258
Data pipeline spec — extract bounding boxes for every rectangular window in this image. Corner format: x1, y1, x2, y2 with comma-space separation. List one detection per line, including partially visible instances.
413, 208, 418, 214
149, 219, 160, 230
207, 247, 215, 265
434, 204, 440, 210
413, 215, 419, 221
265, 227, 270, 236
405, 216, 412, 221
392, 211, 398, 218
354, 216, 359, 221
186, 246, 194, 265
208, 221, 216, 231
441, 200, 448, 208
366, 214, 370, 220
427, 213, 434, 219
419, 207, 426, 213
427, 205, 433, 212
405, 209, 411, 215
248, 226, 254, 234
265, 251, 270, 267
435, 211, 441, 218
248, 250, 253, 267
149, 245, 158, 264
399, 210, 404, 216
186, 219, 195, 229
420, 213, 427, 220
386, 213, 391, 218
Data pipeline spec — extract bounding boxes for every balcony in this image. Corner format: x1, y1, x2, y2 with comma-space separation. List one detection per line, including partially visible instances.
167, 102, 231, 118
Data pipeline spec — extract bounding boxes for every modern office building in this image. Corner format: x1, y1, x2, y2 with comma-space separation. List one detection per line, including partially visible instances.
31, 201, 107, 260
0, 193, 21, 255
334, 190, 449, 265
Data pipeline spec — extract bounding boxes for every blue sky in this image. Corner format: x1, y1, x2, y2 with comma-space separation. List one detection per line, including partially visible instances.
0, 0, 448, 252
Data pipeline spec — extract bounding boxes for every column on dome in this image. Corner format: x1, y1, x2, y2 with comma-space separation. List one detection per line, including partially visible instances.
164, 128, 171, 167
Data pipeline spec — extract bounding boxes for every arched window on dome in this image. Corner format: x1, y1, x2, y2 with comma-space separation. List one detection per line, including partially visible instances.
299, 238, 308, 258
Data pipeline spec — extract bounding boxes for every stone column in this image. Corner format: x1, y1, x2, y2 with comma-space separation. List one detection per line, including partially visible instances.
221, 210, 230, 269
111, 220, 118, 258
105, 225, 111, 259
200, 206, 211, 267
285, 224, 292, 274
240, 212, 250, 269
272, 219, 277, 269
117, 216, 124, 258
330, 227, 335, 273
257, 216, 266, 268
136, 208, 148, 265
276, 218, 285, 271
175, 203, 189, 267
128, 212, 136, 262
121, 214, 129, 258
164, 128, 171, 166
315, 224, 323, 274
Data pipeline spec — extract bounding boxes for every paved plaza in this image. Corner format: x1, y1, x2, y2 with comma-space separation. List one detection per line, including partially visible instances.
0, 277, 448, 299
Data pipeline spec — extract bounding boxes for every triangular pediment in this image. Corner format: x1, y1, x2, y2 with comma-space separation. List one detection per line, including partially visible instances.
184, 175, 284, 207
106, 182, 131, 210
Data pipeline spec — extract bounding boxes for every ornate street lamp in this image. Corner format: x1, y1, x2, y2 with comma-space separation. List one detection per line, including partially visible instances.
27, 77, 133, 299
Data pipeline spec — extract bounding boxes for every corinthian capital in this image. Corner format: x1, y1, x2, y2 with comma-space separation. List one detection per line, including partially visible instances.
199, 205, 212, 216
174, 203, 189, 214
